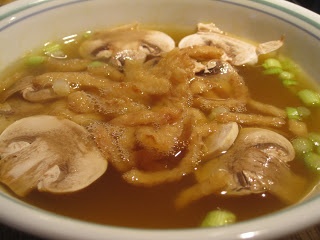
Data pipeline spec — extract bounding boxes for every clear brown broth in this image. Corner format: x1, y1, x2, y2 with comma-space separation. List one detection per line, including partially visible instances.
0, 25, 319, 229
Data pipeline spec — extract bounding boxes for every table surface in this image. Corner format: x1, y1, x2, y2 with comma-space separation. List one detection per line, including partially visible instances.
1, 0, 320, 239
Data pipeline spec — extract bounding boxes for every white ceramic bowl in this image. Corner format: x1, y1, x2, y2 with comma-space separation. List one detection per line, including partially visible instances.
1, 0, 320, 239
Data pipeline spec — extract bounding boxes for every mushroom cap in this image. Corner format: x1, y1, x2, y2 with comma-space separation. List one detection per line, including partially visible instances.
177, 127, 303, 208
79, 24, 175, 66
226, 128, 295, 194
178, 23, 283, 66
196, 127, 296, 195
0, 115, 107, 196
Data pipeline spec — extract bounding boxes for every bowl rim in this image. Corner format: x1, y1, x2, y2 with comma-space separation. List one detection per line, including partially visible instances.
0, 0, 320, 239
2, 190, 320, 240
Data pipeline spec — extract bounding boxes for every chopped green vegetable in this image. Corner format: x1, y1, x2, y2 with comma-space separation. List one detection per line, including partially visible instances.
43, 42, 61, 54
263, 67, 283, 75
297, 89, 320, 107
278, 55, 298, 70
25, 55, 46, 66
304, 152, 320, 171
201, 209, 236, 227
308, 132, 320, 146
285, 106, 310, 120
262, 58, 282, 69
282, 79, 298, 87
279, 71, 295, 81
286, 107, 300, 120
88, 61, 104, 67
297, 106, 311, 118
291, 137, 314, 157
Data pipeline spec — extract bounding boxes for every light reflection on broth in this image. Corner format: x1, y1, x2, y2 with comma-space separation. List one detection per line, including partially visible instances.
0, 23, 320, 229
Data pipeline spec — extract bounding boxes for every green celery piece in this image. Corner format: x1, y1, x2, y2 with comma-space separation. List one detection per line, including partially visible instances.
201, 210, 236, 227
25, 55, 46, 66
262, 58, 282, 69
308, 132, 320, 147
291, 137, 314, 157
298, 89, 320, 107
286, 107, 300, 120
304, 152, 320, 171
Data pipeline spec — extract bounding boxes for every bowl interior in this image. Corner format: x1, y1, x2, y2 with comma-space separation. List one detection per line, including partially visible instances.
0, 0, 320, 239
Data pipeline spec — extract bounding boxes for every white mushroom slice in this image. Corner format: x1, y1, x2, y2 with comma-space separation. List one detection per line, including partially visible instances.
225, 128, 295, 194
177, 128, 305, 208
196, 128, 295, 192
179, 23, 283, 66
0, 115, 107, 196
79, 24, 175, 67
203, 122, 239, 160
22, 86, 61, 102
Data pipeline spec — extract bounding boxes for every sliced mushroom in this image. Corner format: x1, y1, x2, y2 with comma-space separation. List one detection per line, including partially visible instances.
221, 128, 296, 195
0, 76, 66, 103
22, 86, 61, 102
0, 115, 107, 196
176, 128, 306, 208
179, 23, 283, 66
79, 23, 175, 67
202, 122, 239, 160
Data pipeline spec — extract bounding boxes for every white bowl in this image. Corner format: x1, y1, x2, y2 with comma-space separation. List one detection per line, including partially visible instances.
0, 0, 320, 239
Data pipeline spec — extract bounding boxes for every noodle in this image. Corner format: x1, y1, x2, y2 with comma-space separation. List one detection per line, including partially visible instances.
122, 125, 202, 186
44, 58, 89, 72
248, 99, 287, 118
175, 170, 228, 208
215, 112, 286, 127
109, 107, 182, 126
193, 97, 247, 112
89, 122, 136, 172
87, 63, 124, 81
183, 45, 224, 61
33, 72, 114, 89
67, 91, 95, 113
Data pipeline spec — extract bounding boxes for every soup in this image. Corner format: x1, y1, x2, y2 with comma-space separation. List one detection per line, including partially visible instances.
0, 23, 319, 229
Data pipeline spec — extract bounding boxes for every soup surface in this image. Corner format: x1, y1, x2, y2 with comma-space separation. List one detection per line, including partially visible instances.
0, 23, 320, 229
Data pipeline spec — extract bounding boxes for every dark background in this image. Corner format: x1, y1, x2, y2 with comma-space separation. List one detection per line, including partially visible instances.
0, 0, 320, 240
288, 0, 320, 13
